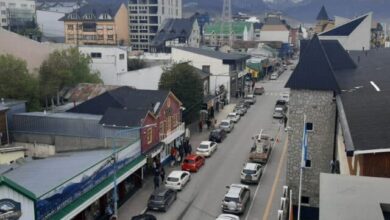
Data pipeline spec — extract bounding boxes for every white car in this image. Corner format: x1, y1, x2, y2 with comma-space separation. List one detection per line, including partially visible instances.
196, 141, 218, 157
219, 119, 234, 133
216, 214, 240, 220
270, 73, 278, 80
227, 112, 240, 123
165, 170, 191, 191
280, 92, 290, 103
240, 163, 263, 184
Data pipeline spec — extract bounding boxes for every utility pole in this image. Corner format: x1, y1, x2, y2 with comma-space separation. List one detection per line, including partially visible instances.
220, 0, 233, 48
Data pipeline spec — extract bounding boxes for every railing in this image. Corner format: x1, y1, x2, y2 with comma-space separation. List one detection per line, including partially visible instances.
159, 123, 185, 141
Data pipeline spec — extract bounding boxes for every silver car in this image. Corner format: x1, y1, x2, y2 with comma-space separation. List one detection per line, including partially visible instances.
221, 184, 250, 214
219, 119, 234, 133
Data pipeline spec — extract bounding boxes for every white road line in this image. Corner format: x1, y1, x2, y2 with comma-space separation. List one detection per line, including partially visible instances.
245, 126, 282, 220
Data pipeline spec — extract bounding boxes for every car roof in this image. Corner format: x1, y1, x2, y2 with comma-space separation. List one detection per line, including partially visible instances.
225, 184, 247, 198
244, 162, 259, 170
168, 170, 186, 178
212, 128, 222, 132
228, 112, 237, 115
185, 154, 198, 160
200, 141, 212, 145
221, 119, 230, 123
152, 187, 169, 196
216, 214, 240, 220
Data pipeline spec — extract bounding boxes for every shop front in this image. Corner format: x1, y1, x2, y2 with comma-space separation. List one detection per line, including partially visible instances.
160, 123, 185, 164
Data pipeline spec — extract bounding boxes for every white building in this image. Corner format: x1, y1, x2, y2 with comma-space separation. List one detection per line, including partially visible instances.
129, 0, 182, 52
171, 47, 249, 102
259, 15, 290, 43
79, 46, 128, 85
319, 13, 372, 51
0, 0, 35, 28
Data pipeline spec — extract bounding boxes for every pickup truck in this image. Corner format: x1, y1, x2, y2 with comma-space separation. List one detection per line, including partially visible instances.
249, 130, 272, 164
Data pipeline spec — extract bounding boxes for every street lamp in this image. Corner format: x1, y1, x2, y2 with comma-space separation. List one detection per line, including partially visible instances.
109, 123, 157, 219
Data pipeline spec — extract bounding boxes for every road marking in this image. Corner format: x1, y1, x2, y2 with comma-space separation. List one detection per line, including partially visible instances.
262, 131, 289, 220
245, 126, 282, 220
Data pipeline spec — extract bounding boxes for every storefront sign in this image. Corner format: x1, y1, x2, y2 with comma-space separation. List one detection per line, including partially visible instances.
0, 199, 22, 220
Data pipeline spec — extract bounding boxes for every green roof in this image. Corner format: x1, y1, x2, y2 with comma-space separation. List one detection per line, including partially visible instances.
204, 21, 252, 35
247, 62, 262, 72
0, 176, 36, 201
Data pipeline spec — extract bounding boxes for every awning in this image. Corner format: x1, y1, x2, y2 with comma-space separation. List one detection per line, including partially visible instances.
162, 129, 185, 144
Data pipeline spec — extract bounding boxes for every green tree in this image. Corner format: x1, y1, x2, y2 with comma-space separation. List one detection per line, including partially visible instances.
0, 54, 40, 111
39, 47, 101, 107
159, 63, 204, 123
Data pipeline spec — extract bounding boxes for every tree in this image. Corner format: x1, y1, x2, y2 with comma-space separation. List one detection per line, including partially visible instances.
159, 63, 204, 123
39, 47, 101, 107
128, 58, 147, 71
0, 54, 40, 111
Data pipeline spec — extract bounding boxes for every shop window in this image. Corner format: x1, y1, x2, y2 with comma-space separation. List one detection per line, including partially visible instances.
146, 128, 153, 144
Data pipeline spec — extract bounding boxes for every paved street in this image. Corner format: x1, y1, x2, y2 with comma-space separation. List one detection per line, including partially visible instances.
119, 68, 293, 220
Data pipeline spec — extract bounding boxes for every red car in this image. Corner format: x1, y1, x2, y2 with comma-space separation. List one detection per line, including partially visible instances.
181, 154, 205, 172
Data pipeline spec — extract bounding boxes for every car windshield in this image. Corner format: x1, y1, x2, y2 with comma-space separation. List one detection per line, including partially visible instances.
150, 195, 164, 201
243, 169, 256, 174
275, 107, 283, 112
211, 131, 220, 135
221, 122, 229, 126
199, 144, 209, 149
184, 159, 195, 164
167, 177, 179, 182
224, 196, 239, 203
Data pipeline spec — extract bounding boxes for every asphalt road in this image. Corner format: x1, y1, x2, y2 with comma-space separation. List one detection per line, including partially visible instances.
147, 69, 293, 220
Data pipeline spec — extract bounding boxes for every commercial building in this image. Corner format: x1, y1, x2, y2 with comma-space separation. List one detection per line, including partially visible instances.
128, 0, 182, 52
259, 14, 290, 44
0, 0, 36, 30
61, 0, 129, 46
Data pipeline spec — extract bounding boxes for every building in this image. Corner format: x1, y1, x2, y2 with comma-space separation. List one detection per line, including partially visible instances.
0, 28, 69, 73
0, 141, 144, 220
78, 46, 128, 85
171, 47, 250, 102
190, 12, 210, 36
150, 17, 200, 53
320, 174, 390, 220
314, 5, 334, 34
61, 0, 129, 46
0, 99, 26, 141
0, 0, 36, 30
286, 34, 390, 219
203, 21, 254, 47
0, 107, 8, 145
318, 13, 372, 51
129, 0, 182, 52
259, 14, 290, 44
0, 146, 25, 164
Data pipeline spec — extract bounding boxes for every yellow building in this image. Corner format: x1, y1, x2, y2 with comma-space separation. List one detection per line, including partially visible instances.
61, 0, 129, 46
314, 6, 335, 33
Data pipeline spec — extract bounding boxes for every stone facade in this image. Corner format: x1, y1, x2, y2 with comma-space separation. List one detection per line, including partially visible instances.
287, 89, 336, 207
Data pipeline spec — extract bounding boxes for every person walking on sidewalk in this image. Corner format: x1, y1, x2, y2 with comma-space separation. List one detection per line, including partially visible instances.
160, 167, 165, 183
198, 120, 203, 132
206, 119, 211, 130
153, 175, 160, 189
170, 147, 177, 166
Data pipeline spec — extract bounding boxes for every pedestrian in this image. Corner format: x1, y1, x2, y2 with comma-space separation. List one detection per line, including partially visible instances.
206, 119, 211, 130
283, 115, 288, 128
184, 141, 189, 156
210, 107, 215, 118
160, 167, 165, 182
179, 145, 185, 162
170, 147, 177, 166
198, 120, 203, 132
105, 204, 113, 217
153, 175, 160, 189
188, 143, 192, 154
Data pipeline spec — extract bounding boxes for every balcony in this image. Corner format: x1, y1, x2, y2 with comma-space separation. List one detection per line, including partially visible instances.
160, 122, 185, 144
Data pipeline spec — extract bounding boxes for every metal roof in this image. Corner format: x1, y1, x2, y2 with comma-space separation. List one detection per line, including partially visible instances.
316, 5, 330, 21
151, 18, 195, 47
320, 14, 368, 36
173, 47, 250, 61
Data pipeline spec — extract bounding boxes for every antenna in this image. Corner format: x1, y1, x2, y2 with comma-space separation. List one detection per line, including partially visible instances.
220, 0, 233, 48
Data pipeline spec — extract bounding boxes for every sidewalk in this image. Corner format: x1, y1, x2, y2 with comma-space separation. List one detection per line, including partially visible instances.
117, 101, 237, 219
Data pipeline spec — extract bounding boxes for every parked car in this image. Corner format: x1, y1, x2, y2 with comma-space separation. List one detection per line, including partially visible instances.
273, 106, 287, 119
244, 94, 256, 105
279, 92, 290, 103
234, 107, 246, 116
209, 128, 227, 143
227, 112, 240, 123
219, 119, 234, 133
221, 184, 251, 214
253, 86, 265, 95
249, 130, 273, 164
216, 214, 240, 220
270, 73, 278, 80
147, 187, 177, 212
238, 101, 250, 109
165, 170, 191, 191
181, 154, 205, 172
240, 162, 263, 184
131, 214, 157, 220
196, 141, 218, 157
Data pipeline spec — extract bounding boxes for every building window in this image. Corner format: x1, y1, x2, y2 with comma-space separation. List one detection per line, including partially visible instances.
107, 25, 113, 30
1, 10, 6, 15
96, 25, 104, 30
90, 52, 102, 58
202, 65, 210, 73
0, 2, 5, 6
1, 18, 6, 23
21, 4, 27, 8
107, 35, 114, 40
301, 196, 310, 205
146, 128, 153, 144
119, 54, 125, 60
160, 121, 164, 135
97, 35, 104, 40
67, 24, 74, 30
305, 122, 313, 132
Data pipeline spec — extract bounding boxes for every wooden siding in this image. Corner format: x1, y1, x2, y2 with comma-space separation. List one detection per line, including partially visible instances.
360, 152, 390, 177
